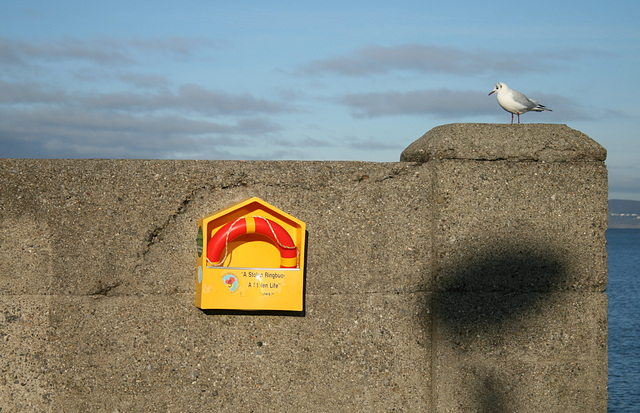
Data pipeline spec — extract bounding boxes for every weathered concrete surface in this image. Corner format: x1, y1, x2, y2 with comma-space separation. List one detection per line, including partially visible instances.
0, 124, 607, 411
401, 123, 607, 163
404, 123, 608, 412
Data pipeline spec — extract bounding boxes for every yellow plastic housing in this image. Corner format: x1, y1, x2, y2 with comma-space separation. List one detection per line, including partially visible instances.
195, 197, 306, 311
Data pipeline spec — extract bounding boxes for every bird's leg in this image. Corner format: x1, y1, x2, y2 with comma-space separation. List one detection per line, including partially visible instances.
517, 113, 521, 124
511, 113, 514, 124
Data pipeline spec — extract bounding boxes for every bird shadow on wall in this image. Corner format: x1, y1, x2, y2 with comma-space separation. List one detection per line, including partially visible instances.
430, 238, 568, 411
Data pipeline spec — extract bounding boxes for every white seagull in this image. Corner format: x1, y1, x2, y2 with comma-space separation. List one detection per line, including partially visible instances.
488, 82, 551, 124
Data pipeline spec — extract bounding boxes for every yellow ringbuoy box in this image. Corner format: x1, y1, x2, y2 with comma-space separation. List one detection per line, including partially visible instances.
195, 197, 306, 311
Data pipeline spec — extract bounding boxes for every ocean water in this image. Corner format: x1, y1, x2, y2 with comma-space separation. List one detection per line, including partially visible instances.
607, 229, 640, 412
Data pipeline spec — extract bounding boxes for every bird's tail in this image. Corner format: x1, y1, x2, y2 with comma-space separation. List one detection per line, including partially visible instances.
532, 104, 552, 112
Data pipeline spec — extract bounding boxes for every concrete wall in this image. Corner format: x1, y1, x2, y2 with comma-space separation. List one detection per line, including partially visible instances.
0, 123, 608, 412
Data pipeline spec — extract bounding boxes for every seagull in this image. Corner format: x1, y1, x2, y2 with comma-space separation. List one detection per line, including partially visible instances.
488, 82, 551, 124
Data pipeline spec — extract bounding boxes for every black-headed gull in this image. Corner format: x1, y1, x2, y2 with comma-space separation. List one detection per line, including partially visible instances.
489, 82, 551, 124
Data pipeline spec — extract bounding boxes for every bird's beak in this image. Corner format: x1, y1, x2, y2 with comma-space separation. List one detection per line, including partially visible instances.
488, 90, 495, 96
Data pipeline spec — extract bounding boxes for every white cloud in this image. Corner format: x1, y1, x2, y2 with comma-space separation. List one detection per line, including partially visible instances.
608, 166, 640, 196
337, 89, 491, 118
72, 69, 172, 90
0, 105, 283, 159
334, 87, 625, 121
0, 79, 293, 116
0, 36, 222, 68
297, 44, 595, 77
80, 84, 293, 116
0, 80, 69, 104
0, 34, 301, 159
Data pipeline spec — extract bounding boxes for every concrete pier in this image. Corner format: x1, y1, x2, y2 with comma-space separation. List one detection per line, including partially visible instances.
0, 124, 608, 411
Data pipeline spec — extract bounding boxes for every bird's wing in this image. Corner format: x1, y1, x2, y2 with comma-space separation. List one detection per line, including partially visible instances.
510, 90, 537, 110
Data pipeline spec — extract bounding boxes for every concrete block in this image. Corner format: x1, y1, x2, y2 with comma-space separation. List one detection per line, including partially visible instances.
400, 123, 607, 163
0, 296, 54, 410
40, 293, 430, 411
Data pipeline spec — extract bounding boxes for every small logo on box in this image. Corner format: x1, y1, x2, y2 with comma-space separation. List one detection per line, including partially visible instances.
222, 273, 239, 293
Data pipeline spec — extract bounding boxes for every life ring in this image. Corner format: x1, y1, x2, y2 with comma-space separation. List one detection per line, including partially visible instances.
207, 216, 298, 268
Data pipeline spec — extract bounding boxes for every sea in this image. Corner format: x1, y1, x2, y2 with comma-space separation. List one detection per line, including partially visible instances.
607, 228, 640, 412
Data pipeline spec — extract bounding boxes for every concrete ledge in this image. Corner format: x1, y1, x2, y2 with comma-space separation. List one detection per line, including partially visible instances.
400, 123, 607, 163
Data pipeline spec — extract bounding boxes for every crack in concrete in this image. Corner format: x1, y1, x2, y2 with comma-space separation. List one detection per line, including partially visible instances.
143, 185, 206, 250
90, 281, 122, 296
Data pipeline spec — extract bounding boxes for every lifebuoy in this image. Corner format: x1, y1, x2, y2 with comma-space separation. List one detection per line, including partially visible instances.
207, 216, 298, 268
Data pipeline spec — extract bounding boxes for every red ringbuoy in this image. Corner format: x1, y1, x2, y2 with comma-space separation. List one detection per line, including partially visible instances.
207, 216, 298, 268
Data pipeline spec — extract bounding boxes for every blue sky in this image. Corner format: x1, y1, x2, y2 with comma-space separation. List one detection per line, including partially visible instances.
1, 1, 639, 199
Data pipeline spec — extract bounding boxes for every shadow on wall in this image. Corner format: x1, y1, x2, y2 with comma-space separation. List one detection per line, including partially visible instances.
431, 238, 568, 411
433, 239, 567, 329
473, 367, 516, 413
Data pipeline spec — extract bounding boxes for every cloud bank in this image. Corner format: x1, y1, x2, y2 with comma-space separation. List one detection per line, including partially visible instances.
297, 44, 582, 76
0, 36, 298, 159
0, 37, 614, 159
